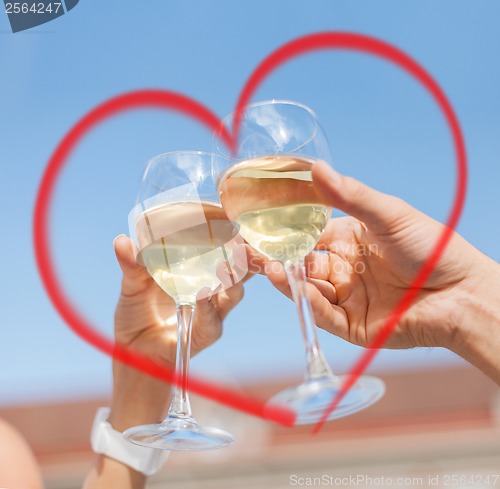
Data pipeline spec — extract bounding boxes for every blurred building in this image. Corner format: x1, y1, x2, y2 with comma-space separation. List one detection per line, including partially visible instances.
1, 365, 499, 489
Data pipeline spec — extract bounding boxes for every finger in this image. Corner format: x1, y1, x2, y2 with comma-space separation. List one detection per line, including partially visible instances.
312, 161, 414, 234
244, 244, 270, 275
113, 235, 151, 296
310, 248, 369, 341
307, 285, 350, 341
307, 277, 337, 304
305, 251, 331, 281
305, 252, 338, 303
215, 260, 235, 289
213, 281, 245, 321
225, 241, 250, 284
211, 242, 252, 296
328, 253, 370, 345
192, 294, 223, 354
305, 252, 344, 304
284, 280, 350, 342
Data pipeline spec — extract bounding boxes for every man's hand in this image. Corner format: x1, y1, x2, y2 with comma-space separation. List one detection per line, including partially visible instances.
248, 162, 500, 364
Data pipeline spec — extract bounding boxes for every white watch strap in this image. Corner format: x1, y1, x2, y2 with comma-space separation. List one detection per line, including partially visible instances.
90, 407, 169, 476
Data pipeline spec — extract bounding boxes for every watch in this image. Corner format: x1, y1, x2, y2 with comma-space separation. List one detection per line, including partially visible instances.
90, 407, 169, 476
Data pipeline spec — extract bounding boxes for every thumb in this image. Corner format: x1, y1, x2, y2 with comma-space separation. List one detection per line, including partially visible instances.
113, 235, 151, 296
312, 161, 413, 234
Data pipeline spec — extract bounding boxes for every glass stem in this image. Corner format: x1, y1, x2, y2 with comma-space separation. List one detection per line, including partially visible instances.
166, 303, 194, 420
284, 260, 334, 382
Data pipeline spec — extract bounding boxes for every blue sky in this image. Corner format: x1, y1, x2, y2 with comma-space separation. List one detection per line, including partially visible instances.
1, 1, 499, 406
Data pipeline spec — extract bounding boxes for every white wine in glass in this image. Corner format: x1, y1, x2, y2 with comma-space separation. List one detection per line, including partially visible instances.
215, 101, 385, 425
219, 154, 330, 262
136, 200, 238, 304
123, 151, 243, 450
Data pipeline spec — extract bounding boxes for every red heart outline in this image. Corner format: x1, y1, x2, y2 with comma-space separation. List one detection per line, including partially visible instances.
33, 32, 466, 432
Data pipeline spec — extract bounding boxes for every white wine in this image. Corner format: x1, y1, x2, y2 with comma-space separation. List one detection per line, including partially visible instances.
135, 201, 238, 304
218, 155, 330, 262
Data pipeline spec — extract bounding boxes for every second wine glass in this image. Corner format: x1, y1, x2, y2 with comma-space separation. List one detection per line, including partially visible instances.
214, 101, 385, 425
123, 151, 242, 450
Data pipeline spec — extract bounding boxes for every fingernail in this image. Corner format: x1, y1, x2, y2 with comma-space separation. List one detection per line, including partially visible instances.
113, 234, 127, 246
196, 287, 213, 303
315, 160, 341, 186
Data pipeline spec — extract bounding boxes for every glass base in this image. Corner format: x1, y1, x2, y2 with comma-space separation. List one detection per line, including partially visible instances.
266, 375, 385, 425
122, 416, 235, 451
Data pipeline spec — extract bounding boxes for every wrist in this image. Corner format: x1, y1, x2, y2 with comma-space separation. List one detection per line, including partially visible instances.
449, 256, 500, 384
109, 360, 173, 432
90, 407, 169, 478
84, 455, 146, 488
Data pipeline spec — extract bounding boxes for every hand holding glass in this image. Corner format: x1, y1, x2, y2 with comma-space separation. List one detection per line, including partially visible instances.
214, 101, 385, 424
123, 151, 242, 450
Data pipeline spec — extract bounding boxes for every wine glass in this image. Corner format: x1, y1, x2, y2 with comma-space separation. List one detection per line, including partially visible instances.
123, 151, 243, 450
213, 101, 385, 425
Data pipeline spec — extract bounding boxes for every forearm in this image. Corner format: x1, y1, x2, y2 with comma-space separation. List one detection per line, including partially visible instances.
451, 256, 500, 385
82, 362, 171, 489
108, 361, 170, 431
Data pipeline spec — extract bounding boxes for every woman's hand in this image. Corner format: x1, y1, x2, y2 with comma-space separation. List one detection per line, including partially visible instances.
109, 235, 244, 430
83, 236, 244, 489
113, 235, 243, 363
